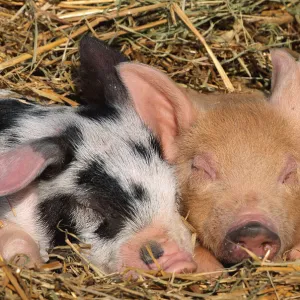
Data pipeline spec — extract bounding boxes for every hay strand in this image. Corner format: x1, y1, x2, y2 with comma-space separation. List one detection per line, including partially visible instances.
172, 3, 235, 92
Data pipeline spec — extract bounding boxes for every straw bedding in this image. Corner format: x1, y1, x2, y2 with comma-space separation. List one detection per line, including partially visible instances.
0, 0, 300, 298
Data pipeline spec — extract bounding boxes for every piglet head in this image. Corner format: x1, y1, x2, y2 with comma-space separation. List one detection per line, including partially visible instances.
179, 103, 300, 267
176, 50, 300, 266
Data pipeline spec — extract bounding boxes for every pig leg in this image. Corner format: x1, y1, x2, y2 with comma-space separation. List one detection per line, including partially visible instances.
0, 221, 42, 268
194, 244, 224, 274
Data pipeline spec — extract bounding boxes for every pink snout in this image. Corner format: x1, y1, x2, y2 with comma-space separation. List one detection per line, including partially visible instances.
140, 241, 197, 273
139, 240, 196, 273
220, 220, 281, 264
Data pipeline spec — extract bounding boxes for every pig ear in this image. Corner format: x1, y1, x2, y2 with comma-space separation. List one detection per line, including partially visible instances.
117, 63, 197, 161
0, 138, 69, 196
79, 35, 129, 106
269, 49, 300, 119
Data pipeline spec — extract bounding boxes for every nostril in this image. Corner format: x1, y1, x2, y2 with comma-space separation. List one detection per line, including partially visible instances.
140, 241, 164, 265
261, 242, 275, 252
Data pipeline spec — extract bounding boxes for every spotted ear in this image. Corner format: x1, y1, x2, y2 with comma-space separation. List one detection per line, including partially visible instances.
117, 63, 197, 162
0, 137, 70, 196
269, 49, 300, 121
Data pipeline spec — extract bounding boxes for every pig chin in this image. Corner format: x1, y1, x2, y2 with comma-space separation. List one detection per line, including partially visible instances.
215, 214, 282, 265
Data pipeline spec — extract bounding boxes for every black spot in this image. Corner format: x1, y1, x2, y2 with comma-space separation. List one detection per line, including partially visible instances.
149, 134, 163, 159
38, 194, 78, 246
77, 159, 133, 240
34, 126, 82, 180
130, 141, 152, 163
0, 100, 33, 131
76, 104, 120, 121
131, 183, 148, 202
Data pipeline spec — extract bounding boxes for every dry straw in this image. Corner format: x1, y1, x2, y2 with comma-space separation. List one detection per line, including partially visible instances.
0, 0, 300, 298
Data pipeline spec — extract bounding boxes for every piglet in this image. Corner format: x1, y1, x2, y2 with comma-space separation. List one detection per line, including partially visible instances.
0, 35, 196, 274
115, 49, 300, 272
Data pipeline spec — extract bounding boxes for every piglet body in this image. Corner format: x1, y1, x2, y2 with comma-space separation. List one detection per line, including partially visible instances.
0, 36, 196, 274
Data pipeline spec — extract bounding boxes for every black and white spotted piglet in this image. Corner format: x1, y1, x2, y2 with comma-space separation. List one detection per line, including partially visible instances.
0, 36, 196, 274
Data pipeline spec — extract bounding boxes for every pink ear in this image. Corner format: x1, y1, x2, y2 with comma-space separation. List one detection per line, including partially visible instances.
117, 63, 197, 161
269, 49, 300, 120
0, 145, 54, 196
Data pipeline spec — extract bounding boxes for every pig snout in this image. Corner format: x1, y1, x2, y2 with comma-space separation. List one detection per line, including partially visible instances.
221, 220, 281, 264
139, 239, 196, 273
120, 226, 197, 274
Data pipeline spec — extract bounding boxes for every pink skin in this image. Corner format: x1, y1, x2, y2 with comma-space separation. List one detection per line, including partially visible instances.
119, 226, 196, 274
0, 221, 42, 268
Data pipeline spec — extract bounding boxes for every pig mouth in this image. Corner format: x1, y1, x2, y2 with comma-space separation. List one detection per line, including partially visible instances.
218, 221, 281, 265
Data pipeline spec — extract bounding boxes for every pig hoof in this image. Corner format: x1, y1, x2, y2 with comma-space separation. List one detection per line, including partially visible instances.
9, 254, 32, 268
